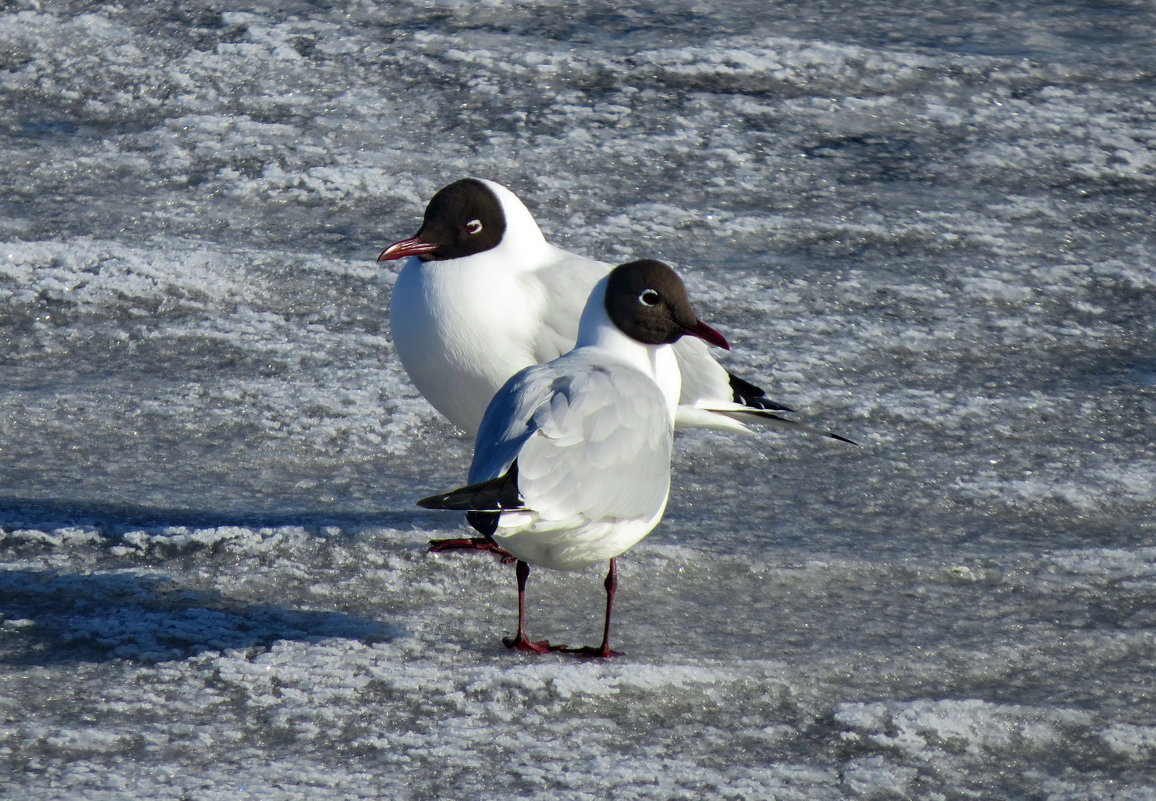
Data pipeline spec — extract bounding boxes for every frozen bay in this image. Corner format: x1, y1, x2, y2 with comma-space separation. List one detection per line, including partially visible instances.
1, 1, 1154, 798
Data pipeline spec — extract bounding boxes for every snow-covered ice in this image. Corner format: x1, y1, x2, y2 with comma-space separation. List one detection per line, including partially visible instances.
1, 1, 1154, 798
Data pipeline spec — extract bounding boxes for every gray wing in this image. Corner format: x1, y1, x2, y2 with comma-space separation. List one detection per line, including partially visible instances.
673, 335, 787, 432
673, 335, 741, 413
673, 335, 854, 442
469, 353, 673, 524
526, 246, 612, 363
467, 367, 552, 485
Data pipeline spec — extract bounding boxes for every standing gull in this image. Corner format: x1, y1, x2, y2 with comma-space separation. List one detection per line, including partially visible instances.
418, 260, 730, 657
380, 178, 850, 443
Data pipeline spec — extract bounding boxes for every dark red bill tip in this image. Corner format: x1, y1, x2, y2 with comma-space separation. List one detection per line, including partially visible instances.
682, 319, 730, 350
377, 236, 439, 262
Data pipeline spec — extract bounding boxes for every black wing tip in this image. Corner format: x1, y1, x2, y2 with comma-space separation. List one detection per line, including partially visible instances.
416, 493, 458, 510
746, 408, 859, 446
727, 372, 797, 413
748, 397, 798, 413
417, 500, 504, 537
726, 372, 859, 444
466, 510, 499, 537
416, 462, 523, 512
415, 490, 521, 512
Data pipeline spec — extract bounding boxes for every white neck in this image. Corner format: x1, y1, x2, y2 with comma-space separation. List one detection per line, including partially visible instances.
575, 276, 682, 422
475, 179, 552, 270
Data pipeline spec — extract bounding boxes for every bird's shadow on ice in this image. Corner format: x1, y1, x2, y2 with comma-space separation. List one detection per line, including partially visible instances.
0, 568, 397, 666
0, 495, 423, 532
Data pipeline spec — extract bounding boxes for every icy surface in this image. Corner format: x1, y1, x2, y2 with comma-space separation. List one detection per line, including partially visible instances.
1, 1, 1154, 799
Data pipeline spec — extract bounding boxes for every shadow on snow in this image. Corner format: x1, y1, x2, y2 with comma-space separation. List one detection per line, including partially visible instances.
0, 568, 397, 667
0, 495, 428, 533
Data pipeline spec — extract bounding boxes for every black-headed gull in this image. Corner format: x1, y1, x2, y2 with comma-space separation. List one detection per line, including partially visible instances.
418, 259, 730, 657
379, 178, 850, 443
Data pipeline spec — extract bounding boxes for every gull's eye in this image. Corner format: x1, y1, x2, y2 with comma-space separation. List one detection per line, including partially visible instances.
639, 289, 661, 306
465, 219, 483, 235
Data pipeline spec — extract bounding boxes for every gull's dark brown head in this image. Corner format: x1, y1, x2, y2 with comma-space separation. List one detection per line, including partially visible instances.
378, 178, 507, 262
604, 260, 729, 350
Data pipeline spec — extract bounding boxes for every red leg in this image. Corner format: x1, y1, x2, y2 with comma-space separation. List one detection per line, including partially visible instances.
428, 537, 516, 563
562, 559, 624, 658
503, 560, 564, 654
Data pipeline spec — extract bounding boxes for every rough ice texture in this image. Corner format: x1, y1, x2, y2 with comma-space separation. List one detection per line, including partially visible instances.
1, 1, 1154, 799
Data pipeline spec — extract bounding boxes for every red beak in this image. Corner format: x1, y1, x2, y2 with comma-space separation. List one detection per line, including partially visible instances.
681, 320, 730, 350
377, 236, 439, 262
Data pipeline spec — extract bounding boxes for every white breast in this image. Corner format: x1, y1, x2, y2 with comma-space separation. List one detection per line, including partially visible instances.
389, 253, 543, 434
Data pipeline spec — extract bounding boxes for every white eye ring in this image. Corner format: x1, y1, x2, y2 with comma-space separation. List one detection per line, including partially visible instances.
639, 289, 660, 306
465, 219, 483, 234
